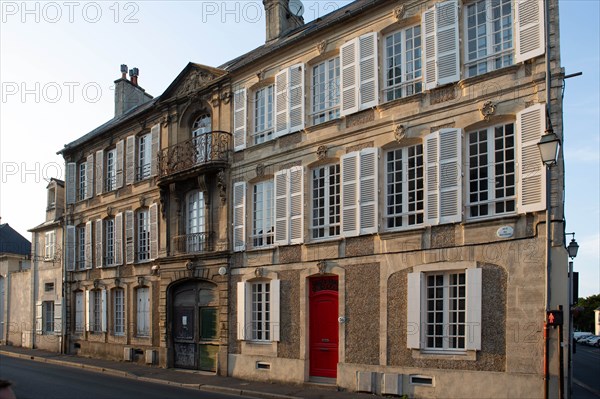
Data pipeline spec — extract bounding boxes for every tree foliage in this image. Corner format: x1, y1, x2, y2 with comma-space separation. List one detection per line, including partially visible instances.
573, 294, 600, 332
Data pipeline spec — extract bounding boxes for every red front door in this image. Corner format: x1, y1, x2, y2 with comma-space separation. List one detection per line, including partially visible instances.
309, 276, 339, 378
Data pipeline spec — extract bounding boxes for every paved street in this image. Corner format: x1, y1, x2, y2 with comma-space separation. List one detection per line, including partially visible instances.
0, 355, 243, 399
573, 344, 600, 398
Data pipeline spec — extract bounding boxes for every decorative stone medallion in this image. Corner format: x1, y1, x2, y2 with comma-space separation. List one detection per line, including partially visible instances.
393, 124, 406, 143
480, 100, 496, 121
317, 40, 327, 55
393, 5, 406, 20
317, 145, 328, 160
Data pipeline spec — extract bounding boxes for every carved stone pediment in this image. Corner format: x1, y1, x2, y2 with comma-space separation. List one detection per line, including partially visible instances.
175, 69, 217, 99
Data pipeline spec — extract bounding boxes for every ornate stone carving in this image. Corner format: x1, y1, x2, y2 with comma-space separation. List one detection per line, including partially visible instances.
139, 195, 147, 208
393, 124, 406, 143
256, 69, 266, 81
221, 91, 232, 104
317, 40, 327, 55
159, 187, 167, 219
346, 109, 375, 128
115, 278, 121, 287
480, 100, 496, 121
256, 163, 265, 178
317, 260, 327, 275
211, 90, 220, 107
317, 145, 328, 160
217, 170, 227, 204
430, 85, 457, 105
106, 206, 114, 217
254, 267, 263, 278
93, 279, 100, 289
393, 5, 406, 20
137, 276, 145, 286
177, 70, 215, 98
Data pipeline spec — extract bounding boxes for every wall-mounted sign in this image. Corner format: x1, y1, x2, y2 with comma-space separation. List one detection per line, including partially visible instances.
497, 226, 514, 238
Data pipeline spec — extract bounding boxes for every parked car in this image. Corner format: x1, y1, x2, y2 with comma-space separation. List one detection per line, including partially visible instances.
574, 332, 594, 343
584, 336, 600, 347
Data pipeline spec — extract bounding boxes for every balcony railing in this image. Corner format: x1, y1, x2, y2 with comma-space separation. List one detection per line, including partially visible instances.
158, 131, 231, 178
172, 232, 214, 255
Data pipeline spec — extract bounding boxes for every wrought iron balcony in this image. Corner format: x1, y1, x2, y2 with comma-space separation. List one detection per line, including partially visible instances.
172, 232, 214, 255
158, 131, 231, 179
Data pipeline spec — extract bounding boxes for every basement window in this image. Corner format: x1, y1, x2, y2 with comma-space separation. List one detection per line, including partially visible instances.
409, 375, 434, 386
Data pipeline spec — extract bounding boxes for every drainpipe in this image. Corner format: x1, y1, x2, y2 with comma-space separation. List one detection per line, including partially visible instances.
32, 232, 38, 349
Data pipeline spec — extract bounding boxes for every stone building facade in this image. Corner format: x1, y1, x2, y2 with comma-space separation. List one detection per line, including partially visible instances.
56, 0, 570, 397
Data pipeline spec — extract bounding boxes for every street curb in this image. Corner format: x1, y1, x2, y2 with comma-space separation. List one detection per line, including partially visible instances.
0, 350, 300, 399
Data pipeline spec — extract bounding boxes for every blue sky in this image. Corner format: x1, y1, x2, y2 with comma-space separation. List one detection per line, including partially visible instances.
0, 0, 598, 296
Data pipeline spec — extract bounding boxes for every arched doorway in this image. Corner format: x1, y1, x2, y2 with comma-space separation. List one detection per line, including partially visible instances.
170, 279, 219, 371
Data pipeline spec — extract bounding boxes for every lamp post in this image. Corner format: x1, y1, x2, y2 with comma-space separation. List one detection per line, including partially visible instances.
537, 129, 560, 399
565, 232, 578, 399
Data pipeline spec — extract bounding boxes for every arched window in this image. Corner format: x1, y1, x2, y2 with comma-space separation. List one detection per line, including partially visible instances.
192, 114, 212, 136
186, 190, 206, 252
192, 114, 212, 163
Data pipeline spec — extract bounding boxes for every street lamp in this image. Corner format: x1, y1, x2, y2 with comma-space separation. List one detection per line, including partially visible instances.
566, 234, 579, 259
538, 127, 561, 399
565, 232, 579, 399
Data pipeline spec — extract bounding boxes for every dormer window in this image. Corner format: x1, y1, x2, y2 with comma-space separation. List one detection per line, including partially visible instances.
47, 187, 56, 209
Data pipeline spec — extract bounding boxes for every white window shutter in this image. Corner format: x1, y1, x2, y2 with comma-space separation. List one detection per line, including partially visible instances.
85, 290, 91, 332
101, 289, 107, 333
424, 131, 440, 225
435, 0, 460, 86
149, 203, 159, 260
517, 103, 546, 213
115, 212, 123, 265
85, 221, 93, 269
515, 0, 545, 63
289, 166, 304, 244
358, 33, 379, 110
125, 136, 136, 184
35, 301, 43, 334
125, 210, 135, 264
422, 7, 437, 90
274, 170, 290, 245
359, 148, 378, 234
275, 69, 290, 137
85, 154, 94, 199
150, 123, 160, 177
438, 128, 462, 224
289, 64, 305, 133
66, 162, 76, 204
95, 219, 103, 268
466, 267, 482, 351
66, 225, 76, 271
271, 279, 281, 342
233, 182, 247, 252
341, 152, 359, 237
116, 139, 124, 188
237, 281, 246, 340
233, 88, 247, 151
340, 39, 359, 116
53, 302, 62, 334
95, 150, 104, 196
406, 272, 421, 349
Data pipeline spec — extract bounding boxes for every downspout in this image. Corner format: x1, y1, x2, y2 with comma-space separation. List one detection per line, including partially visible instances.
60, 220, 66, 354
32, 232, 38, 349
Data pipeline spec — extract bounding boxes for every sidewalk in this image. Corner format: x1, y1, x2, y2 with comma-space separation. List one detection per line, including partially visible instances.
0, 346, 377, 399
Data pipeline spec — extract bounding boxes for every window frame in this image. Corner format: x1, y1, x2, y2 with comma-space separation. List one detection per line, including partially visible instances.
186, 190, 206, 252
252, 180, 274, 248
383, 24, 423, 102
75, 291, 84, 333
311, 57, 340, 125
42, 300, 55, 334
104, 218, 115, 266
114, 288, 125, 336
464, 0, 514, 78
137, 133, 152, 181
253, 85, 274, 145
78, 161, 87, 201
76, 225, 86, 270
137, 209, 150, 262
92, 289, 102, 333
466, 122, 516, 220
251, 281, 271, 342
384, 144, 425, 230
311, 164, 341, 239
136, 287, 150, 337
44, 231, 56, 260
105, 148, 117, 192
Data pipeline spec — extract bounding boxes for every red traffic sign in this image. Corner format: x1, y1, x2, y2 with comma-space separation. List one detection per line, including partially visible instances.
547, 310, 563, 326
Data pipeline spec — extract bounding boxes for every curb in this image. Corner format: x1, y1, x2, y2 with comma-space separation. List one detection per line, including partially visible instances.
0, 350, 299, 399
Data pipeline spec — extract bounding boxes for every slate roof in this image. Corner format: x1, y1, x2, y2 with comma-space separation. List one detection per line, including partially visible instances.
59, 0, 386, 154
0, 223, 31, 256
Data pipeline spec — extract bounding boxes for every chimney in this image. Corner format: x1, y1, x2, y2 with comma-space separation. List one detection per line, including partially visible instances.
263, 0, 304, 43
114, 65, 152, 117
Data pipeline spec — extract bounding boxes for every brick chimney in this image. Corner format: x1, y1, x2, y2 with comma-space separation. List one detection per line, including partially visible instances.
114, 65, 153, 117
263, 0, 304, 43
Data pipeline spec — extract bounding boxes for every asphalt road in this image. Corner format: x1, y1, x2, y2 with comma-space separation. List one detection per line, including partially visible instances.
573, 344, 600, 398
0, 355, 243, 399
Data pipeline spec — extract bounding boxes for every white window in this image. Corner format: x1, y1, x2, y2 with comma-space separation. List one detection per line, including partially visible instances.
253, 85, 274, 144
106, 148, 117, 192
311, 165, 340, 239
340, 32, 379, 116
136, 287, 150, 337
252, 181, 274, 248
77, 226, 85, 270
44, 231, 56, 260
92, 290, 102, 333
75, 291, 84, 333
187, 190, 206, 252
311, 57, 340, 125
104, 219, 115, 265
407, 265, 481, 352
43, 301, 54, 333
138, 133, 152, 180
465, 0, 513, 78
467, 123, 516, 218
192, 114, 212, 163
47, 187, 56, 209
236, 279, 280, 342
137, 209, 150, 262
78, 161, 87, 201
385, 145, 424, 229
384, 25, 422, 101
114, 288, 124, 336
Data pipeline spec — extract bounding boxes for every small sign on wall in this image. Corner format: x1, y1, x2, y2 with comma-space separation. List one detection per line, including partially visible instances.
496, 226, 514, 238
